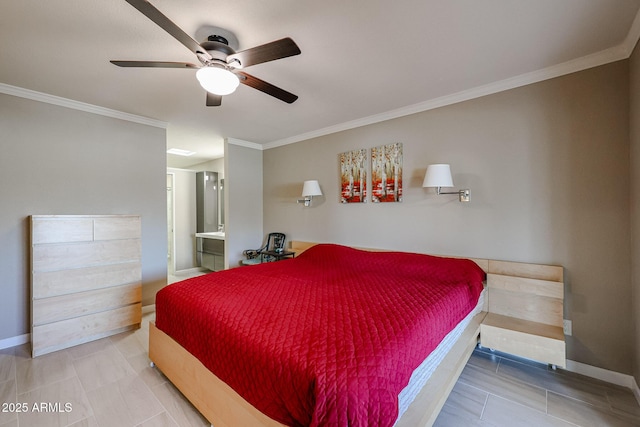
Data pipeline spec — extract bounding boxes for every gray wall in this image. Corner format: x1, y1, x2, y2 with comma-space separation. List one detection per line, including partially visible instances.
631, 43, 640, 386
264, 61, 632, 374
0, 93, 167, 341
225, 140, 263, 268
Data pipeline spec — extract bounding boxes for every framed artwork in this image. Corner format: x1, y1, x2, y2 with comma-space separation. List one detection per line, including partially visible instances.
339, 149, 367, 203
371, 142, 403, 203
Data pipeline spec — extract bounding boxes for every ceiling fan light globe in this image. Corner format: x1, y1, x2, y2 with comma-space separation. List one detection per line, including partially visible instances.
196, 67, 240, 95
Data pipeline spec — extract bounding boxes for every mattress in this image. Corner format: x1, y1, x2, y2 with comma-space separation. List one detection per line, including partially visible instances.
396, 289, 485, 421
155, 244, 485, 427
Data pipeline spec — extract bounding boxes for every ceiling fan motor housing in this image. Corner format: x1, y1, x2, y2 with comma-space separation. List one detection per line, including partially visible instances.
207, 35, 228, 44
199, 38, 236, 65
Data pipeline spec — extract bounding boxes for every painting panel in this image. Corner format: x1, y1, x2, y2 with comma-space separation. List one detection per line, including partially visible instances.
340, 149, 367, 203
371, 143, 403, 203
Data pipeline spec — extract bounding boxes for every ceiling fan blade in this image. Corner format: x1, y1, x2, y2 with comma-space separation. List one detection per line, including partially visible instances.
237, 72, 298, 104
228, 38, 300, 68
123, 0, 212, 60
206, 92, 222, 107
111, 60, 199, 68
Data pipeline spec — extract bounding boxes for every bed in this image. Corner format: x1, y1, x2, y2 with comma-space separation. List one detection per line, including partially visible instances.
149, 242, 559, 426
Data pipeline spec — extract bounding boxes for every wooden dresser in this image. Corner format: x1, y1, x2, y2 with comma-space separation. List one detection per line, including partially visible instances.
30, 215, 142, 357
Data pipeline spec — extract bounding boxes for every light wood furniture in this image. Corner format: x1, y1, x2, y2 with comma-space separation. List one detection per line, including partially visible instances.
149, 241, 564, 427
480, 261, 566, 368
30, 215, 142, 357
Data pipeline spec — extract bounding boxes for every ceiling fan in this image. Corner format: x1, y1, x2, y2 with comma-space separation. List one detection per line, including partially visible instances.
111, 0, 301, 106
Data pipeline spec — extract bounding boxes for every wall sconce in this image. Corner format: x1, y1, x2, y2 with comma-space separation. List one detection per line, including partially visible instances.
422, 164, 470, 202
297, 180, 323, 207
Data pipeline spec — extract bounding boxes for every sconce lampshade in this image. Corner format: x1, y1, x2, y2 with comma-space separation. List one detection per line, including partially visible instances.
422, 164, 454, 188
302, 180, 323, 197
196, 66, 240, 95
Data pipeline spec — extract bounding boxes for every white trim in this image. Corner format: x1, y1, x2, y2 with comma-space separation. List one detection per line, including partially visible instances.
142, 304, 156, 315
173, 267, 208, 276
225, 137, 263, 150
565, 359, 637, 390
167, 171, 176, 276
264, 44, 630, 150
0, 333, 29, 351
632, 377, 640, 407
622, 8, 640, 57
0, 83, 167, 129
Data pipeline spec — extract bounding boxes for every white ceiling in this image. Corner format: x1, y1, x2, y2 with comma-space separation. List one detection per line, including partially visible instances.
2, 0, 640, 168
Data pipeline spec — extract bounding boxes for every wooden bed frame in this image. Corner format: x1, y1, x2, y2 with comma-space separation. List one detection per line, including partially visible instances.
149, 241, 564, 427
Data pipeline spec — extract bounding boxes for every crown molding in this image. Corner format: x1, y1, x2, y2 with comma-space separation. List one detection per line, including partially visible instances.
264, 41, 634, 151
225, 137, 263, 150
0, 83, 167, 129
622, 7, 640, 57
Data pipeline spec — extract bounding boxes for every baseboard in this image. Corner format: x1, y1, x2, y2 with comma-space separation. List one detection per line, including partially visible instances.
173, 267, 207, 276
565, 359, 637, 392
142, 304, 156, 315
632, 377, 640, 407
0, 333, 30, 351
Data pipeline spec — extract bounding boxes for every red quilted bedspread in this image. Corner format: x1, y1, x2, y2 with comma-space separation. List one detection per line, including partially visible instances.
155, 244, 485, 427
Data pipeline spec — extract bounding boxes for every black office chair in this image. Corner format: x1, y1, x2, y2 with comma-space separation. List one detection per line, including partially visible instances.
242, 232, 286, 264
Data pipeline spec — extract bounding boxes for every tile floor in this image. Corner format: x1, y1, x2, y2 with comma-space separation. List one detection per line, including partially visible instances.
0, 311, 208, 427
434, 347, 640, 427
1, 309, 639, 426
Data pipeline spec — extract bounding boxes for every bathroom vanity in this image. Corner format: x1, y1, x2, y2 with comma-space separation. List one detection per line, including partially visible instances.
196, 231, 225, 272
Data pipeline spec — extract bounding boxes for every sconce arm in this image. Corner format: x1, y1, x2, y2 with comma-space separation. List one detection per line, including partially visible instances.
435, 187, 470, 202
297, 196, 312, 207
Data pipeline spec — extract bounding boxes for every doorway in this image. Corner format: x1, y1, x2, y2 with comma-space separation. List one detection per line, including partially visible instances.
167, 173, 175, 275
